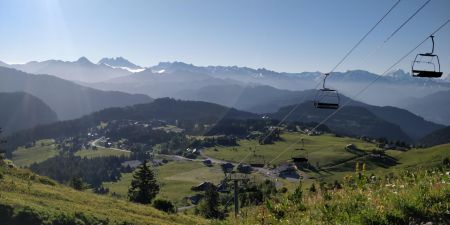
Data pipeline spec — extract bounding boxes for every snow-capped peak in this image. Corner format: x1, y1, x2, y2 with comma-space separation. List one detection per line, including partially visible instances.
98, 57, 143, 72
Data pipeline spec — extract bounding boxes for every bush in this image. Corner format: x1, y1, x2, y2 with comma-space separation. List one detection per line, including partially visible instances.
152, 199, 176, 213
13, 207, 45, 225
0, 204, 14, 224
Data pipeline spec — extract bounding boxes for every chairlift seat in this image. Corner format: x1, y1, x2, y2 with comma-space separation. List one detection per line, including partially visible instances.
419, 53, 436, 57
412, 70, 443, 78
315, 102, 339, 109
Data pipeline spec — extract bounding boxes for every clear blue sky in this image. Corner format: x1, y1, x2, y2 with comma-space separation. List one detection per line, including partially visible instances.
0, 0, 449, 74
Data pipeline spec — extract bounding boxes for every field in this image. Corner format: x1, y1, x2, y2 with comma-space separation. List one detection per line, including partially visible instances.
12, 139, 59, 167
11, 139, 130, 167
104, 161, 226, 206
0, 165, 206, 225
203, 132, 377, 167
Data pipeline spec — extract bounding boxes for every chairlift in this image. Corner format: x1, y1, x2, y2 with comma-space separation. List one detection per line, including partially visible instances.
291, 138, 308, 163
314, 73, 340, 109
411, 35, 443, 78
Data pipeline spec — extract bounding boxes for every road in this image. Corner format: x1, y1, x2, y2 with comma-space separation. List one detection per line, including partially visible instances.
90, 137, 132, 153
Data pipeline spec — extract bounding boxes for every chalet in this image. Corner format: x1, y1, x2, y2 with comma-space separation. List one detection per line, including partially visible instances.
221, 163, 234, 173
237, 164, 252, 174
274, 163, 300, 179
292, 157, 309, 169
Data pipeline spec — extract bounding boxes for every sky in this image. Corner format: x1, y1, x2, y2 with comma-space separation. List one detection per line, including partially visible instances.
0, 0, 449, 75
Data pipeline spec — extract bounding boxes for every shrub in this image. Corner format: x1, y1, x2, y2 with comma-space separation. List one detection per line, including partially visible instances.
0, 204, 14, 224
13, 207, 45, 225
152, 199, 176, 213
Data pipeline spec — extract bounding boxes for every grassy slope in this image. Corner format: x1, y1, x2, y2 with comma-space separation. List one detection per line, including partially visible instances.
11, 139, 129, 165
75, 147, 130, 159
300, 143, 450, 187
12, 139, 59, 167
388, 144, 450, 168
230, 167, 450, 225
104, 161, 225, 206
203, 133, 377, 166
0, 165, 206, 225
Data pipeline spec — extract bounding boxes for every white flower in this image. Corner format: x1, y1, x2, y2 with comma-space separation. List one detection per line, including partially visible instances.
400, 185, 405, 188
446, 172, 449, 175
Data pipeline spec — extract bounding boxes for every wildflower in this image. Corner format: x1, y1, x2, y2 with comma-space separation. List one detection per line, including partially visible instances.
399, 185, 404, 188
446, 172, 449, 175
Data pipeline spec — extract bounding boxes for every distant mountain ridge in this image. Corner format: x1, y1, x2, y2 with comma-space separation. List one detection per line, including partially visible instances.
2, 98, 257, 154
174, 84, 443, 141
98, 57, 144, 72
2, 57, 132, 83
92, 61, 450, 111
270, 101, 412, 142
0, 92, 57, 133
399, 90, 450, 125
419, 126, 450, 147
0, 66, 153, 120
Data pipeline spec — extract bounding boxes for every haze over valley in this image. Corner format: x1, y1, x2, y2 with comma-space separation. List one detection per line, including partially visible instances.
1, 1, 450, 224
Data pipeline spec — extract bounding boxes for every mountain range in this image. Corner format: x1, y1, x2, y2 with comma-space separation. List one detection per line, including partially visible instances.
273, 102, 411, 141
419, 126, 450, 147
0, 66, 153, 120
98, 57, 145, 72
1, 57, 448, 141
172, 84, 443, 141
2, 98, 257, 154
399, 90, 450, 125
1, 57, 132, 83
87, 61, 450, 123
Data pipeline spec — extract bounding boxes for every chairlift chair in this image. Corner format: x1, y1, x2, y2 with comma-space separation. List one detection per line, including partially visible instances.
412, 35, 443, 78
314, 73, 340, 109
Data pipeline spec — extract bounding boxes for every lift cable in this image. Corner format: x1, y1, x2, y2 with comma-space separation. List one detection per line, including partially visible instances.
267, 19, 450, 166
328, 0, 401, 74
236, 0, 402, 168
384, 0, 432, 44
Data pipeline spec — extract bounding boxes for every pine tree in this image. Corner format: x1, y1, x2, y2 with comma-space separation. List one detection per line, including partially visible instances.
128, 160, 159, 204
196, 184, 222, 219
